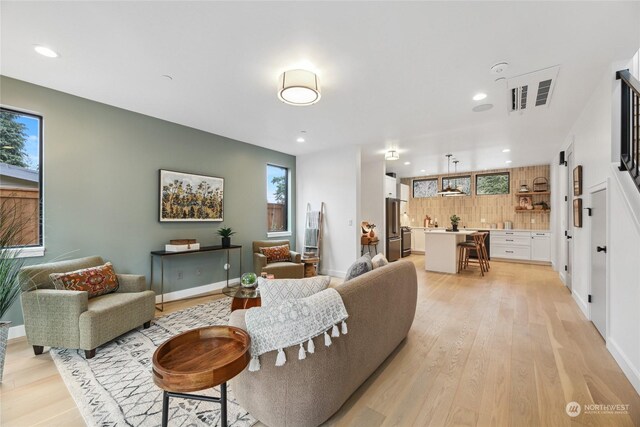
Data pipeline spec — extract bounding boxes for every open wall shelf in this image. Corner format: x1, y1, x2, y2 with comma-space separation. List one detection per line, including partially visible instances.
515, 192, 550, 196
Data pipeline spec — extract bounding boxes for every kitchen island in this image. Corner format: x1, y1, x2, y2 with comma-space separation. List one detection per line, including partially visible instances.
424, 229, 476, 274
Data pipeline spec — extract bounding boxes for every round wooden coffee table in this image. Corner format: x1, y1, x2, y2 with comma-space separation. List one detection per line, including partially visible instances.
152, 326, 251, 427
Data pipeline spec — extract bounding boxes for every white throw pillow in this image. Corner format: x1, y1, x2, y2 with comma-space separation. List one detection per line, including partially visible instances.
371, 253, 389, 269
258, 276, 331, 306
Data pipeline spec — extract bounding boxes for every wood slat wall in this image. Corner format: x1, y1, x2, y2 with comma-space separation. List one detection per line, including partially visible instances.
400, 164, 550, 230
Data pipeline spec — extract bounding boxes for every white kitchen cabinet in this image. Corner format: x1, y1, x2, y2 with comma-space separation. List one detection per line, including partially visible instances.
411, 228, 425, 253
490, 230, 551, 263
531, 232, 551, 262
491, 231, 531, 261
397, 183, 410, 201
385, 176, 397, 198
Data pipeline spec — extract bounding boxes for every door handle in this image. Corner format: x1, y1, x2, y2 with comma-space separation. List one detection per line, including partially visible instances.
597, 246, 607, 253
566, 235, 572, 239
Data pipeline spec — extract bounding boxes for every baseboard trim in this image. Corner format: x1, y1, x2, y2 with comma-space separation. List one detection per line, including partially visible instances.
155, 278, 240, 304
572, 290, 589, 318
608, 338, 640, 395
8, 324, 25, 340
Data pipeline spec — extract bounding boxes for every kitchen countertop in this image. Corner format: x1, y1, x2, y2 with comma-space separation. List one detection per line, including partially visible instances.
410, 227, 550, 233
424, 229, 476, 235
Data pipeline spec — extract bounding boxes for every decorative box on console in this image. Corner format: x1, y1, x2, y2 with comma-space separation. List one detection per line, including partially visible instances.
165, 241, 200, 252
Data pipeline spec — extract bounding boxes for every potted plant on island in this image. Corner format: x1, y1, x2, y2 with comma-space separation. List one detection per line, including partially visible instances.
0, 201, 30, 383
217, 227, 236, 248
450, 214, 461, 232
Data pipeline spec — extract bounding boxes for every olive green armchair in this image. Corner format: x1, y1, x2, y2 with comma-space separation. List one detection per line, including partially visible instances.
252, 240, 304, 279
19, 256, 156, 359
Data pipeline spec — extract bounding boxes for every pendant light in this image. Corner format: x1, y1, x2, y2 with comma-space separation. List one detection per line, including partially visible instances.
437, 154, 464, 195
445, 159, 466, 197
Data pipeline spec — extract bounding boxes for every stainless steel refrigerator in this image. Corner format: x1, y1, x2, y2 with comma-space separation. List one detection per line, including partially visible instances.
385, 197, 401, 262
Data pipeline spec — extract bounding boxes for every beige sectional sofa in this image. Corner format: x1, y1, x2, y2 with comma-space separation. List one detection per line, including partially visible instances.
228, 260, 418, 427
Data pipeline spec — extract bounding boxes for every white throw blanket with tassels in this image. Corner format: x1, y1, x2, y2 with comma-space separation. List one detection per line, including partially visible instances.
244, 287, 349, 371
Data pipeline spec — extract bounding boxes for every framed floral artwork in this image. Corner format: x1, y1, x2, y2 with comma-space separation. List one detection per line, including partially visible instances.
159, 169, 224, 222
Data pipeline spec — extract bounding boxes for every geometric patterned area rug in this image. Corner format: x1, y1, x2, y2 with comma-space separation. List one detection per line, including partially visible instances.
50, 297, 256, 427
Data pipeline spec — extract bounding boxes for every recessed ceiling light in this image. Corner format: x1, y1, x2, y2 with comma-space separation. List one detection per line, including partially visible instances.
502, 148, 511, 153
34, 45, 58, 58
473, 93, 487, 101
420, 169, 426, 173
404, 161, 411, 165
296, 137, 305, 143
505, 160, 512, 164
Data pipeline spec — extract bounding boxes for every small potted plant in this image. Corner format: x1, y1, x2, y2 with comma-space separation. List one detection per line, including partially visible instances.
217, 227, 236, 248
450, 214, 461, 232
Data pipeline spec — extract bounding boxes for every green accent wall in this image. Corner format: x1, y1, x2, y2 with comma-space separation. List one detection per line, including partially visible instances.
0, 76, 296, 327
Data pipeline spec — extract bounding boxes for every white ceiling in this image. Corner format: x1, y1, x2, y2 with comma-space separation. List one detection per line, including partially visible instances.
1, 2, 639, 177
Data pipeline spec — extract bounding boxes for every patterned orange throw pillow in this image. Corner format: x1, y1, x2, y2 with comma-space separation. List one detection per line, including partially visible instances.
50, 262, 119, 299
260, 245, 291, 263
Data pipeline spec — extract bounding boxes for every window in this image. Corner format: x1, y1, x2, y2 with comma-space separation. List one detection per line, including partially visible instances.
413, 178, 438, 198
442, 176, 471, 195
0, 107, 43, 254
267, 164, 289, 234
476, 172, 510, 195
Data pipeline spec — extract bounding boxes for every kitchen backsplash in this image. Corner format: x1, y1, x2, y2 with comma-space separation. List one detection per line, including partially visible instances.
400, 164, 550, 230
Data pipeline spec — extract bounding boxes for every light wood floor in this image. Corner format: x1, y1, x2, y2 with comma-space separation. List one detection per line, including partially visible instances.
1, 257, 639, 426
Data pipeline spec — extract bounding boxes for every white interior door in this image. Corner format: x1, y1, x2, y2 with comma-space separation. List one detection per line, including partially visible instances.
565, 149, 574, 291
591, 189, 607, 338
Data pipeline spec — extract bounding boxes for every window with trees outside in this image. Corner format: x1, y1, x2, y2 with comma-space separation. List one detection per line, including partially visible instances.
413, 178, 438, 198
476, 172, 510, 195
0, 107, 43, 250
442, 176, 471, 195
267, 164, 289, 233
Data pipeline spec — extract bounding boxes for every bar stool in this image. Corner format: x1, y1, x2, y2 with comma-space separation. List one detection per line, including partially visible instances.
478, 232, 490, 271
457, 232, 489, 276
361, 237, 379, 256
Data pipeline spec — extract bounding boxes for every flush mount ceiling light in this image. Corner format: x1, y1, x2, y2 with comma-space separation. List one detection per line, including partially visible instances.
473, 92, 487, 101
437, 154, 464, 196
404, 161, 411, 165
502, 148, 511, 153
505, 160, 513, 164
385, 149, 400, 161
278, 69, 321, 106
34, 45, 58, 58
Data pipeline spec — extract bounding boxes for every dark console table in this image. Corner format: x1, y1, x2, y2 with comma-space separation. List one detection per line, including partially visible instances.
150, 245, 242, 311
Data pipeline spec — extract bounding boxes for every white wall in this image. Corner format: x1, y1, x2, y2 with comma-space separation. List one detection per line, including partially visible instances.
552, 57, 640, 393
360, 159, 386, 246
296, 145, 361, 277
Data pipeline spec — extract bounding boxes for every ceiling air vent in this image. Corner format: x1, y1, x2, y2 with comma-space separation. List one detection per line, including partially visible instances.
511, 85, 528, 111
507, 66, 559, 114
